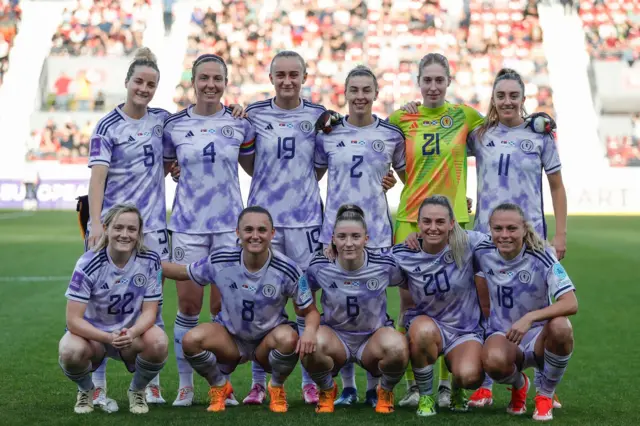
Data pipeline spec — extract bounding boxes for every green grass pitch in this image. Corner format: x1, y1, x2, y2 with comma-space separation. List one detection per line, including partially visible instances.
0, 211, 638, 425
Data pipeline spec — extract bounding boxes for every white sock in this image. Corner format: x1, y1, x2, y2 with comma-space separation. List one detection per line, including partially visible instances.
340, 362, 357, 389
92, 358, 107, 389
174, 312, 199, 389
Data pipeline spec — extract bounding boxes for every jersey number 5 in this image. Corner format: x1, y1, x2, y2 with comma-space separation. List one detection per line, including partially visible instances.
422, 133, 440, 156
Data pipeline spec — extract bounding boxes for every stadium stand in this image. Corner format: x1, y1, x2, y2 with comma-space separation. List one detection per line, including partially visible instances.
580, 0, 640, 166
0, 0, 21, 88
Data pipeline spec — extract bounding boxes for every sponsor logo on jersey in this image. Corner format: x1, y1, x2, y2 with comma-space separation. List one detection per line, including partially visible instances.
230, 282, 238, 290
100, 283, 109, 290
487, 269, 495, 276
552, 263, 568, 280
520, 139, 534, 152
498, 270, 514, 277
501, 140, 516, 147
518, 270, 531, 284
133, 274, 147, 287
351, 140, 366, 146
366, 278, 379, 291
115, 278, 130, 286
410, 121, 419, 129
90, 137, 101, 156
344, 280, 360, 287
330, 282, 338, 289
372, 140, 385, 152
413, 266, 421, 272
221, 126, 234, 138
201, 128, 216, 134
278, 122, 294, 129
423, 120, 438, 126
262, 284, 276, 298
337, 141, 346, 148
185, 130, 194, 138
265, 123, 274, 130
128, 135, 136, 142
440, 115, 453, 128
486, 141, 495, 147
300, 121, 313, 132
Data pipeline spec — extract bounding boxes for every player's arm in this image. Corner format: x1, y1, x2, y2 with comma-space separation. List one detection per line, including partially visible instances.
88, 165, 108, 244
127, 300, 159, 339
239, 152, 255, 176
66, 300, 113, 344
239, 121, 256, 176
294, 291, 320, 357
161, 261, 189, 281
547, 171, 567, 258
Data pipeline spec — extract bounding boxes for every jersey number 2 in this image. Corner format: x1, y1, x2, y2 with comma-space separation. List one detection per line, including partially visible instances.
350, 155, 364, 178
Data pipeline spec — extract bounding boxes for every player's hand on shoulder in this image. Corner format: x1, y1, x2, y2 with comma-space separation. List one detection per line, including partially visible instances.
228, 103, 248, 118
315, 110, 341, 134
323, 245, 336, 261
525, 112, 556, 135
404, 232, 421, 251
400, 100, 421, 114
382, 170, 397, 192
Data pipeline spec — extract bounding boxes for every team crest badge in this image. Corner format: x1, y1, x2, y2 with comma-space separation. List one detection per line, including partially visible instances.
372, 140, 385, 153
133, 274, 147, 287
153, 125, 163, 137
173, 247, 185, 261
366, 278, 379, 291
518, 270, 531, 284
300, 121, 313, 133
520, 139, 534, 153
221, 126, 234, 138
262, 284, 276, 298
443, 251, 454, 264
440, 115, 453, 128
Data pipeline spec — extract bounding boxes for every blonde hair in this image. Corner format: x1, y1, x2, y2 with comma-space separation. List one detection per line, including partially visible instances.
270, 50, 307, 75
126, 47, 159, 83
489, 203, 548, 252
476, 68, 527, 140
418, 195, 468, 269
93, 204, 148, 253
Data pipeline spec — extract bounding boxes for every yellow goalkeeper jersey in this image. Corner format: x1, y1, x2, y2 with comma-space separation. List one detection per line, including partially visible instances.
388, 102, 484, 225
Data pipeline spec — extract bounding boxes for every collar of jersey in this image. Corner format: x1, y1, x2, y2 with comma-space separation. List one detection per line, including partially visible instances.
497, 243, 527, 264
418, 103, 448, 116
342, 115, 379, 130
496, 121, 527, 132
116, 104, 148, 123
271, 97, 304, 112
105, 247, 137, 273
187, 104, 226, 119
241, 248, 272, 277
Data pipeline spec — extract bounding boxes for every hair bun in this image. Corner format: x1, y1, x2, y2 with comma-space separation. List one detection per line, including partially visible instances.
134, 47, 157, 64
336, 204, 365, 218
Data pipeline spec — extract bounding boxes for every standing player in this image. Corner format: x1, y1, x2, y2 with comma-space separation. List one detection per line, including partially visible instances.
242, 51, 326, 405
302, 204, 409, 414
58, 204, 168, 414
85, 47, 171, 408
467, 68, 567, 408
393, 195, 487, 416
160, 206, 319, 413
388, 53, 484, 407
163, 53, 255, 407
473, 203, 577, 421
315, 65, 406, 253
314, 65, 406, 405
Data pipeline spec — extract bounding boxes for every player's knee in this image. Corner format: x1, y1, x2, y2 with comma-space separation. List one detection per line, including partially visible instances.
181, 328, 203, 356
547, 317, 573, 345
178, 300, 202, 317
454, 363, 484, 389
381, 333, 409, 363
410, 321, 439, 347
274, 326, 298, 353
482, 347, 510, 376
59, 340, 87, 366
144, 328, 169, 360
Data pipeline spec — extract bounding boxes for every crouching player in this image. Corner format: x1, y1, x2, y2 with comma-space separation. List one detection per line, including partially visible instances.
473, 203, 577, 422
301, 204, 409, 414
395, 195, 488, 416
161, 206, 318, 413
58, 204, 168, 414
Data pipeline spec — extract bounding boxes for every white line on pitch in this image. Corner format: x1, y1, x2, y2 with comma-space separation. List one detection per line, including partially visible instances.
0, 276, 68, 282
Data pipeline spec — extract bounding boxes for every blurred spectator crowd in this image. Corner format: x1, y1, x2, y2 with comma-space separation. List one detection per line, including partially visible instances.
174, 0, 555, 118
0, 0, 21, 88
27, 118, 91, 162
50, 0, 150, 57
606, 114, 640, 167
